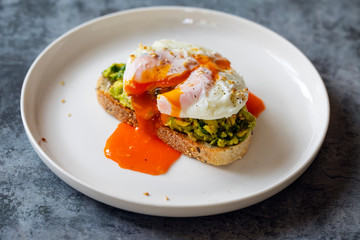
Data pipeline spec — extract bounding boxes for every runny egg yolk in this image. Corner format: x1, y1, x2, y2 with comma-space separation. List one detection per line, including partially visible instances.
105, 123, 181, 175
157, 88, 183, 117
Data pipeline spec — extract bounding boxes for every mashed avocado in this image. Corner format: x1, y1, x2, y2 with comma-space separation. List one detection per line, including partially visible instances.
102, 63, 256, 147
102, 63, 132, 109
165, 107, 256, 147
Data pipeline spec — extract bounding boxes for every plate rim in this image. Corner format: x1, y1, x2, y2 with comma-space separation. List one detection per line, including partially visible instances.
20, 6, 330, 217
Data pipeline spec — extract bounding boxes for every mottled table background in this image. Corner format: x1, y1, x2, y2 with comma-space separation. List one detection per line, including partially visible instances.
1, 0, 359, 239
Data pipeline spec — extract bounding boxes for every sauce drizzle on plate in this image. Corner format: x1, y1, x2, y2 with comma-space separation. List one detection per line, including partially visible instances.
247, 92, 265, 117
105, 123, 181, 175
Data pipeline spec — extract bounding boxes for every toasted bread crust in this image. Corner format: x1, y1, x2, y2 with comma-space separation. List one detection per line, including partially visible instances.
97, 76, 253, 166
157, 126, 252, 165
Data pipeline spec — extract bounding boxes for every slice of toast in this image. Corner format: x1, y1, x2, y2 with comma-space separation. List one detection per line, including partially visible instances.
97, 75, 253, 166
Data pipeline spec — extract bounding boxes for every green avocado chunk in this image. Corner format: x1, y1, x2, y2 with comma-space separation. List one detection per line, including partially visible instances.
165, 107, 256, 147
102, 63, 256, 147
102, 63, 132, 109
102, 63, 126, 81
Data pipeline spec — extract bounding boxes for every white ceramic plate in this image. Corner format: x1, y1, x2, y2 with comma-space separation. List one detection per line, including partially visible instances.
21, 7, 329, 217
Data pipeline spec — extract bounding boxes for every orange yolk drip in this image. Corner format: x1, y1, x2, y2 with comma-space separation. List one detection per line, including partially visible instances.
124, 66, 191, 95
124, 65, 192, 132
130, 92, 160, 136
158, 88, 183, 117
246, 92, 265, 117
105, 123, 181, 175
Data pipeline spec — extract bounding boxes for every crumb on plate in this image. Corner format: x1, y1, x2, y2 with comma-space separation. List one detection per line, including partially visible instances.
38, 137, 47, 145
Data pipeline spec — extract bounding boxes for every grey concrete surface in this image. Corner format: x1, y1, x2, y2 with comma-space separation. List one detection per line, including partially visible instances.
1, 0, 359, 239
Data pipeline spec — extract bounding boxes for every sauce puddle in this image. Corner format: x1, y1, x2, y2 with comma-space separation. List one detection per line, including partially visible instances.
247, 92, 265, 117
104, 123, 181, 175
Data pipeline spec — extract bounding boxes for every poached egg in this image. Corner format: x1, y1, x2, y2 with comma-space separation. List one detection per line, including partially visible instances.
123, 39, 248, 120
